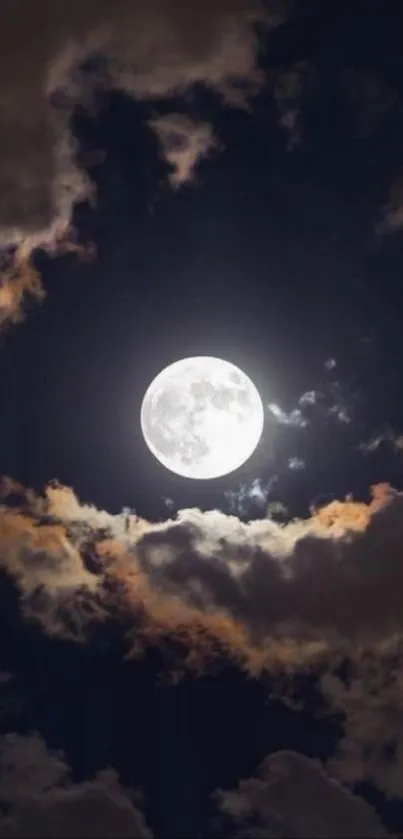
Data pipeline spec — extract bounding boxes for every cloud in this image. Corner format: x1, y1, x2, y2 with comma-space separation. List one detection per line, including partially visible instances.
376, 169, 403, 238
0, 497, 106, 638
4, 478, 403, 666
272, 60, 316, 149
0, 509, 96, 595
0, 250, 45, 330
0, 476, 38, 508
0, 481, 260, 674
134, 483, 403, 645
267, 402, 307, 427
0, 0, 268, 241
358, 426, 403, 456
5, 480, 403, 821
43, 481, 121, 533
97, 534, 262, 678
0, 732, 152, 838
0, 0, 287, 325
268, 374, 354, 433
225, 477, 278, 517
287, 456, 305, 470
215, 750, 386, 837
148, 115, 218, 185
322, 639, 403, 800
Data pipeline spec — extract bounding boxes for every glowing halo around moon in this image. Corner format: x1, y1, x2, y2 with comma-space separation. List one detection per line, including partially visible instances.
140, 356, 264, 479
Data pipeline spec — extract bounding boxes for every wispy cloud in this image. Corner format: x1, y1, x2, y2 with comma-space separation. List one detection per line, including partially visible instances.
267, 403, 307, 428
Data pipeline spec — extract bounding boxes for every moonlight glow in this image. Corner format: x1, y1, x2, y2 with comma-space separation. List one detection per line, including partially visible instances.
140, 356, 264, 479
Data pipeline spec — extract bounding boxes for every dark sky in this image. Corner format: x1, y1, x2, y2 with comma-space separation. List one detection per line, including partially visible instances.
2, 4, 403, 838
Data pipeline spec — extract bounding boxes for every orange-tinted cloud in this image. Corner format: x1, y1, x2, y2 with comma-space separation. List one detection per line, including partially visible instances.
0, 248, 45, 329
5, 478, 403, 803
2, 479, 403, 666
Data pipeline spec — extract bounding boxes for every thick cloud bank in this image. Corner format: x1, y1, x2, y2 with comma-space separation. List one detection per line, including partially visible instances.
2, 479, 403, 831
2, 480, 402, 652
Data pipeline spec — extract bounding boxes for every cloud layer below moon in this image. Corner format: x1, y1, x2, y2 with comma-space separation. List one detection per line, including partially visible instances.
3, 478, 403, 811
0, 479, 403, 837
2, 479, 402, 655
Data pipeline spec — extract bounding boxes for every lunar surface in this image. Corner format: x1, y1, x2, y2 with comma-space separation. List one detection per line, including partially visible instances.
140, 356, 264, 479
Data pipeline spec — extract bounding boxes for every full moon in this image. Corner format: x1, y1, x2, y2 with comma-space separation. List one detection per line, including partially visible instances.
140, 356, 264, 479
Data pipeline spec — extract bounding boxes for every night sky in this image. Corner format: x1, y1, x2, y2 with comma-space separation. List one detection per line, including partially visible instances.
1, 2, 403, 837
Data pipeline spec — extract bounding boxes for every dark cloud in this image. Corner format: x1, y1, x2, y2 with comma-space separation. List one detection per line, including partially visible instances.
3, 479, 403, 830
271, 60, 316, 150
215, 750, 386, 838
0, 0, 286, 325
3, 479, 403, 668
0, 733, 152, 838
0, 0, 277, 242
2, 2, 403, 329
322, 641, 403, 800
0, 736, 387, 838
134, 483, 403, 644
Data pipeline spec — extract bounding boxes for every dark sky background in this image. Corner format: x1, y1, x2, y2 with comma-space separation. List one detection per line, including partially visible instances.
2, 3, 403, 838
